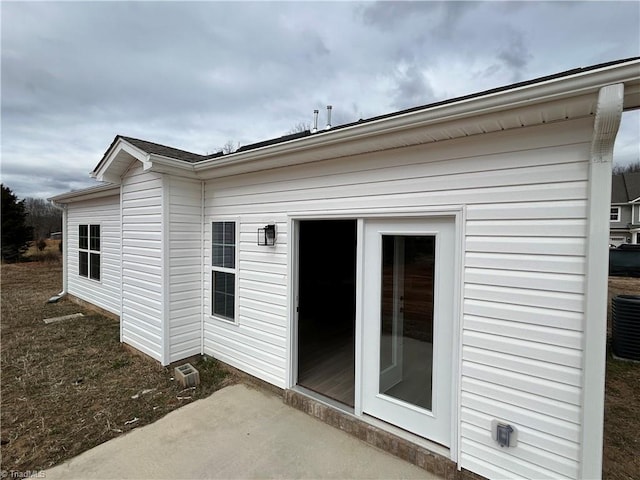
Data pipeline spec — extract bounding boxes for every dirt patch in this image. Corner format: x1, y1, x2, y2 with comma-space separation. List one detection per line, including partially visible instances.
0, 261, 236, 472
603, 355, 640, 479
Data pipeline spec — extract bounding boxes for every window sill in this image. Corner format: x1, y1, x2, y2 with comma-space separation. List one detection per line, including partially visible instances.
208, 314, 238, 326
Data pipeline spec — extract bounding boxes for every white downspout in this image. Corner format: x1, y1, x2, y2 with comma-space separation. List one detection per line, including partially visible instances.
50, 202, 68, 297
581, 83, 624, 480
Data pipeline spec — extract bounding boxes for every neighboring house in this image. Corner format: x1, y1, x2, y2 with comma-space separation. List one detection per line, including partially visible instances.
610, 172, 640, 245
50, 58, 640, 480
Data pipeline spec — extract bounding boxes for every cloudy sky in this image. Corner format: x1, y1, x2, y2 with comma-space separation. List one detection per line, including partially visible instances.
2, 1, 639, 199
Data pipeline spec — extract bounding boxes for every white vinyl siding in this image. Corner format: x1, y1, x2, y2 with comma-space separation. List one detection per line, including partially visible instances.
203, 117, 593, 479
67, 195, 120, 315
121, 163, 164, 363
202, 218, 288, 387
167, 176, 203, 363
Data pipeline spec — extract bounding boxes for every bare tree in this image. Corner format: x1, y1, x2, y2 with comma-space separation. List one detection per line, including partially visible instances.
23, 197, 62, 240
220, 140, 241, 154
287, 122, 311, 134
613, 160, 640, 175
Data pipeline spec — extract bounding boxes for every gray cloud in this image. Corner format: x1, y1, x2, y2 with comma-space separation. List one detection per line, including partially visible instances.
361, 1, 476, 34
1, 1, 638, 199
497, 29, 533, 82
391, 64, 435, 110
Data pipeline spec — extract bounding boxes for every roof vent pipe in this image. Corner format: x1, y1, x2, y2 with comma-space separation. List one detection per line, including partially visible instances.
312, 109, 319, 134
325, 105, 332, 130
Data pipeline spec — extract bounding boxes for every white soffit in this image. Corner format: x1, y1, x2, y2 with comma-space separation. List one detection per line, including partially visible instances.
91, 139, 151, 183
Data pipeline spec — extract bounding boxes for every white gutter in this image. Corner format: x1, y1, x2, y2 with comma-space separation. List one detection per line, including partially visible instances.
143, 153, 201, 178
581, 83, 624, 479
49, 184, 120, 204
191, 60, 639, 173
84, 60, 638, 183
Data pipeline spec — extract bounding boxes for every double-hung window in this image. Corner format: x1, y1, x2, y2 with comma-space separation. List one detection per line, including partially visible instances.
610, 207, 621, 222
79, 224, 100, 281
211, 221, 236, 321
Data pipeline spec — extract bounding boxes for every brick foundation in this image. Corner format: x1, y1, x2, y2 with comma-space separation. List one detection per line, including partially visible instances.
283, 389, 485, 480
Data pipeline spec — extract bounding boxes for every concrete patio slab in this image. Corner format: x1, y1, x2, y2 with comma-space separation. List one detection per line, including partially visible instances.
44, 384, 439, 479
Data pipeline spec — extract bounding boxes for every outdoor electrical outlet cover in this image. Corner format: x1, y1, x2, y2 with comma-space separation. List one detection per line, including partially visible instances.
174, 363, 200, 388
491, 419, 518, 448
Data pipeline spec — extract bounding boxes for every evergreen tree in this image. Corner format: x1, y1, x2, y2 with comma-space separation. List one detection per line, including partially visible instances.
1, 184, 34, 262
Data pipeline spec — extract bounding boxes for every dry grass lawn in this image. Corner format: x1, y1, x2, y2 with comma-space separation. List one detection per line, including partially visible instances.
0, 253, 639, 478
1, 259, 235, 472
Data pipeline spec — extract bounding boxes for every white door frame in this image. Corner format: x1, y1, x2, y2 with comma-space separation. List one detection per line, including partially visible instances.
362, 217, 455, 448
287, 208, 463, 462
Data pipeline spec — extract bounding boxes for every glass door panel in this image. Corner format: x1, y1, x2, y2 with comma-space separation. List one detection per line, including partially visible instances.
380, 235, 435, 411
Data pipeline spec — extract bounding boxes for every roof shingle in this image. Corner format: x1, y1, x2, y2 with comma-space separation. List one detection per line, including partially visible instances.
611, 172, 640, 203
119, 136, 216, 163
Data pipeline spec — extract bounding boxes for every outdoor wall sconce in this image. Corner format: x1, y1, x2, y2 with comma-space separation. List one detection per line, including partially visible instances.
257, 224, 276, 246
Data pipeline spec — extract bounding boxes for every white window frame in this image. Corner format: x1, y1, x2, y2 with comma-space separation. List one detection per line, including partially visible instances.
210, 219, 239, 323
78, 224, 101, 281
610, 206, 621, 222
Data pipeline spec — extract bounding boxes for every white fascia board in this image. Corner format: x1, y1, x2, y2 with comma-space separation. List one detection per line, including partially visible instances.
146, 154, 200, 179
91, 139, 151, 182
48, 184, 120, 204
190, 60, 639, 178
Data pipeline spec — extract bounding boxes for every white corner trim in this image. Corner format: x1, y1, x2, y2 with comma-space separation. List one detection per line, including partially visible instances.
119, 183, 124, 342
200, 180, 206, 356
581, 83, 624, 480
161, 174, 171, 365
